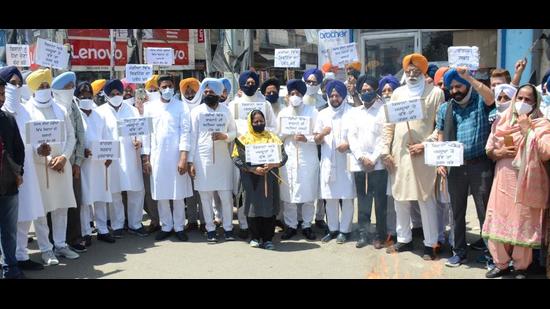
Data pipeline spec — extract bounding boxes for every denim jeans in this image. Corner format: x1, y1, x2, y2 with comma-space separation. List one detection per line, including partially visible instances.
355, 170, 388, 241
0, 194, 22, 278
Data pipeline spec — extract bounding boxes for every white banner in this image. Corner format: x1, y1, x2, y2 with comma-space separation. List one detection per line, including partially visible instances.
34, 38, 69, 69
279, 116, 311, 135
145, 47, 174, 66
245, 143, 282, 165
274, 48, 301, 68
25, 120, 65, 145
92, 140, 120, 161
117, 117, 153, 137
199, 112, 227, 133
384, 97, 424, 123
6, 44, 31, 67
318, 29, 351, 80
330, 42, 359, 68
448, 46, 480, 71
424, 141, 464, 167
125, 64, 153, 84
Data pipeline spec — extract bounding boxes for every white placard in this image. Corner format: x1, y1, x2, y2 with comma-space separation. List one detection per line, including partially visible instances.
145, 47, 174, 66
347, 153, 363, 172
6, 44, 31, 67
34, 38, 69, 69
117, 117, 153, 137
279, 116, 311, 135
199, 112, 227, 133
92, 140, 120, 160
330, 42, 359, 68
125, 64, 153, 84
235, 102, 265, 120
25, 120, 65, 145
424, 142, 464, 167
246, 143, 281, 165
448, 46, 480, 71
274, 48, 301, 68
384, 97, 424, 123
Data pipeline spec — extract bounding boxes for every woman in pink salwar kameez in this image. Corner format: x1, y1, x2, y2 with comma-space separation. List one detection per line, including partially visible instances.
483, 84, 550, 279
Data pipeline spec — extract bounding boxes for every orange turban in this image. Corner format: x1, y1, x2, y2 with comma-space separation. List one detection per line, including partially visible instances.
321, 62, 339, 74
345, 61, 361, 72
402, 53, 429, 74
434, 66, 450, 86
91, 79, 106, 96
145, 75, 159, 91
179, 78, 200, 94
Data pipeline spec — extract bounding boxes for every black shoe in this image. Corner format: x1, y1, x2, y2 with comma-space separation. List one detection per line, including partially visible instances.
97, 233, 116, 243
84, 235, 92, 247
356, 232, 369, 248
17, 259, 44, 271
486, 266, 511, 278
238, 229, 249, 239
422, 246, 436, 260
469, 238, 487, 251
514, 270, 528, 279
199, 224, 207, 234
155, 231, 172, 241
69, 243, 87, 253
112, 229, 124, 239
281, 228, 297, 240
224, 230, 236, 241
175, 231, 189, 241
275, 220, 285, 229
128, 226, 149, 237
207, 231, 218, 243
386, 241, 413, 254
185, 222, 199, 232
302, 228, 316, 240
321, 231, 339, 243
411, 227, 424, 238
315, 220, 327, 230
97, 233, 116, 244
297, 220, 303, 230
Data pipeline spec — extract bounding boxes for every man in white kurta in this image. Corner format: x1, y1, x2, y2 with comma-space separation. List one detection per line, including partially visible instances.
228, 71, 276, 236
189, 78, 237, 243
381, 54, 444, 260
75, 82, 114, 244
277, 79, 319, 241
24, 69, 80, 262
143, 75, 193, 242
0, 66, 47, 269
95, 79, 147, 238
314, 80, 356, 244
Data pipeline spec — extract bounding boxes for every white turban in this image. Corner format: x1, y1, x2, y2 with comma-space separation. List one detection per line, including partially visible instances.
494, 83, 517, 100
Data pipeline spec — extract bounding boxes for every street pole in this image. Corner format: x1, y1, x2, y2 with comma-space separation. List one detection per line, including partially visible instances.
204, 29, 212, 76
248, 29, 254, 70
109, 29, 115, 79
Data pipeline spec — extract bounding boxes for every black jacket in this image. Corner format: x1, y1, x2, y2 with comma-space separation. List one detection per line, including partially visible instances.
0, 109, 25, 196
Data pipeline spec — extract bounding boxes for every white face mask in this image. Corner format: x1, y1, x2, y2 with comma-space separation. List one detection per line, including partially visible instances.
123, 97, 135, 106
20, 85, 32, 101
289, 95, 303, 107
306, 85, 320, 96
406, 74, 425, 86
108, 95, 124, 107
515, 101, 533, 115
34, 89, 52, 103
161, 88, 174, 101
146, 90, 161, 102
78, 98, 95, 111
496, 100, 511, 112
53, 88, 75, 110
4, 83, 21, 113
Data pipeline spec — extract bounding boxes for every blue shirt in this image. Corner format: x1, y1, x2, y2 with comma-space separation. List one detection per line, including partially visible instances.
436, 92, 494, 160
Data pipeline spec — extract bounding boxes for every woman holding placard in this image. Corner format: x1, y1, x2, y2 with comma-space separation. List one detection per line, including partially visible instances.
232, 110, 288, 250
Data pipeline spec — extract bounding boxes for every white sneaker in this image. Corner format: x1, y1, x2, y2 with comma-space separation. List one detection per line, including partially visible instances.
249, 239, 261, 248
54, 246, 80, 260
42, 250, 59, 266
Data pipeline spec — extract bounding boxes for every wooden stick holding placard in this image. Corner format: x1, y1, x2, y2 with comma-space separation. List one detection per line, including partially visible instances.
212, 137, 216, 165
105, 165, 109, 191
405, 121, 414, 145
264, 174, 268, 198
286, 68, 289, 82
269, 170, 288, 187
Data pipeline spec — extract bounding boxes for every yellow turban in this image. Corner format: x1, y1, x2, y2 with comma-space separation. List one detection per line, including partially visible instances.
179, 78, 200, 94
145, 75, 159, 91
402, 53, 429, 75
345, 61, 362, 72
91, 79, 106, 96
26, 69, 53, 93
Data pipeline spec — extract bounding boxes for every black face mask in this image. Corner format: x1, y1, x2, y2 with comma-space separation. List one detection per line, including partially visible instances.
265, 93, 278, 104
241, 84, 258, 97
252, 123, 265, 133
203, 94, 219, 106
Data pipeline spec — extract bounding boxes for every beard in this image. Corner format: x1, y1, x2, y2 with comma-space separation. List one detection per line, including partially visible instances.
451, 91, 466, 102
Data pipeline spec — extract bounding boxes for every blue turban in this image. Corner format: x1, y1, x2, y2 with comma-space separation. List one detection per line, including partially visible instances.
103, 79, 124, 95
325, 80, 347, 99
303, 68, 323, 84
51, 71, 76, 90
74, 81, 93, 97
356, 74, 378, 92
427, 64, 439, 79
377, 75, 400, 95
238, 70, 259, 89
200, 78, 224, 96
286, 79, 306, 96
260, 78, 281, 94
0, 66, 23, 84
443, 69, 471, 90
219, 78, 232, 93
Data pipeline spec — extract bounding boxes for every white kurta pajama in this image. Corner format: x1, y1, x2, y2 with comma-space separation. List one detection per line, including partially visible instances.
189, 103, 237, 233
26, 98, 77, 250
95, 101, 145, 231
381, 83, 444, 247
143, 97, 193, 232
314, 102, 356, 234
79, 109, 113, 236
277, 104, 319, 229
